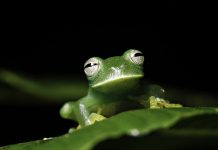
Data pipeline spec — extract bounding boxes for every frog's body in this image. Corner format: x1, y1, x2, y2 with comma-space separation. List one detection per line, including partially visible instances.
60, 49, 182, 129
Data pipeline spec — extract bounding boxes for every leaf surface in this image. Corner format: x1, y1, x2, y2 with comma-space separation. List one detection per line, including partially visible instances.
1, 107, 218, 150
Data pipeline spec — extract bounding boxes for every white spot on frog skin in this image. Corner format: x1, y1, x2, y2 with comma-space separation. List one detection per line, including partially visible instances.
156, 97, 161, 101
43, 137, 53, 140
120, 64, 124, 68
129, 128, 140, 137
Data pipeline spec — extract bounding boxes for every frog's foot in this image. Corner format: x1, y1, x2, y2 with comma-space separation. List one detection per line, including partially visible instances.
72, 113, 107, 131
89, 113, 106, 123
68, 127, 77, 133
146, 96, 183, 108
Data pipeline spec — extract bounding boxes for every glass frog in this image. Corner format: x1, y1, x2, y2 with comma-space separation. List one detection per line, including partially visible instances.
60, 49, 182, 130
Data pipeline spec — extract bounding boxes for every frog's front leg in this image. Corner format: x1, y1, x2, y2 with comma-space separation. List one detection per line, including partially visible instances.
74, 102, 106, 127
134, 84, 182, 108
76, 112, 106, 130
146, 96, 182, 108
60, 100, 92, 128
60, 98, 107, 132
146, 84, 182, 108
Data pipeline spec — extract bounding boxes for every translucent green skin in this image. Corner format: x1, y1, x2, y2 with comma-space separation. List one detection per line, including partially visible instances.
60, 50, 165, 127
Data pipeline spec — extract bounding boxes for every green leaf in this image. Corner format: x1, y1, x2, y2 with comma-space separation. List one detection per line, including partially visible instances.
1, 107, 218, 150
0, 70, 87, 104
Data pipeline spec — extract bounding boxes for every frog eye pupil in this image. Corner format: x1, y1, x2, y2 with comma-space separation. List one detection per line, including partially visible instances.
84, 57, 101, 77
134, 52, 143, 57
84, 63, 98, 69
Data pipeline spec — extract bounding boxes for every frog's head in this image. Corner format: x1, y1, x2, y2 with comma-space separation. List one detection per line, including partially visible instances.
84, 49, 144, 94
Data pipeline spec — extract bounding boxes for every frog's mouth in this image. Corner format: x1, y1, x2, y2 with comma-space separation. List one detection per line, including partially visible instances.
92, 74, 143, 94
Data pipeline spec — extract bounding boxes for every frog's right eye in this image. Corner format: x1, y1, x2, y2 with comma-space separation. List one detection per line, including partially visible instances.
84, 57, 100, 77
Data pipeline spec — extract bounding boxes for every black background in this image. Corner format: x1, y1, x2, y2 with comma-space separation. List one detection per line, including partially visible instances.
0, 1, 217, 147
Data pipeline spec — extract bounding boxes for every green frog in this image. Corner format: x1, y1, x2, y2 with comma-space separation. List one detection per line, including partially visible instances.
60, 49, 182, 130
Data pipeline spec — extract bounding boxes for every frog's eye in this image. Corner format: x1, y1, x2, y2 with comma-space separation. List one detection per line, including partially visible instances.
84, 57, 100, 77
129, 49, 144, 65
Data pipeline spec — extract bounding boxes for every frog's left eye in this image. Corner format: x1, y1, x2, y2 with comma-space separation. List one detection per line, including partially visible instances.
84, 57, 100, 77
129, 50, 144, 65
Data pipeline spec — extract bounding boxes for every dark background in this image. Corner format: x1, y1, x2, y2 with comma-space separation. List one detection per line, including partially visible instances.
0, 2, 217, 147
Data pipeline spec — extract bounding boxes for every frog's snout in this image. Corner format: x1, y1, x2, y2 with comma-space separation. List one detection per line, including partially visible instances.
109, 66, 122, 79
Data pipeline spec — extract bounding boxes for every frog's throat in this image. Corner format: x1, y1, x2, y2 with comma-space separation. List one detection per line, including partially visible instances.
91, 74, 143, 88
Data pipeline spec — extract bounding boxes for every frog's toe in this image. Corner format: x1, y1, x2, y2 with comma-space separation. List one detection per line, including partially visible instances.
68, 113, 106, 132
89, 113, 106, 124
146, 96, 182, 108
164, 103, 183, 108
68, 127, 77, 133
